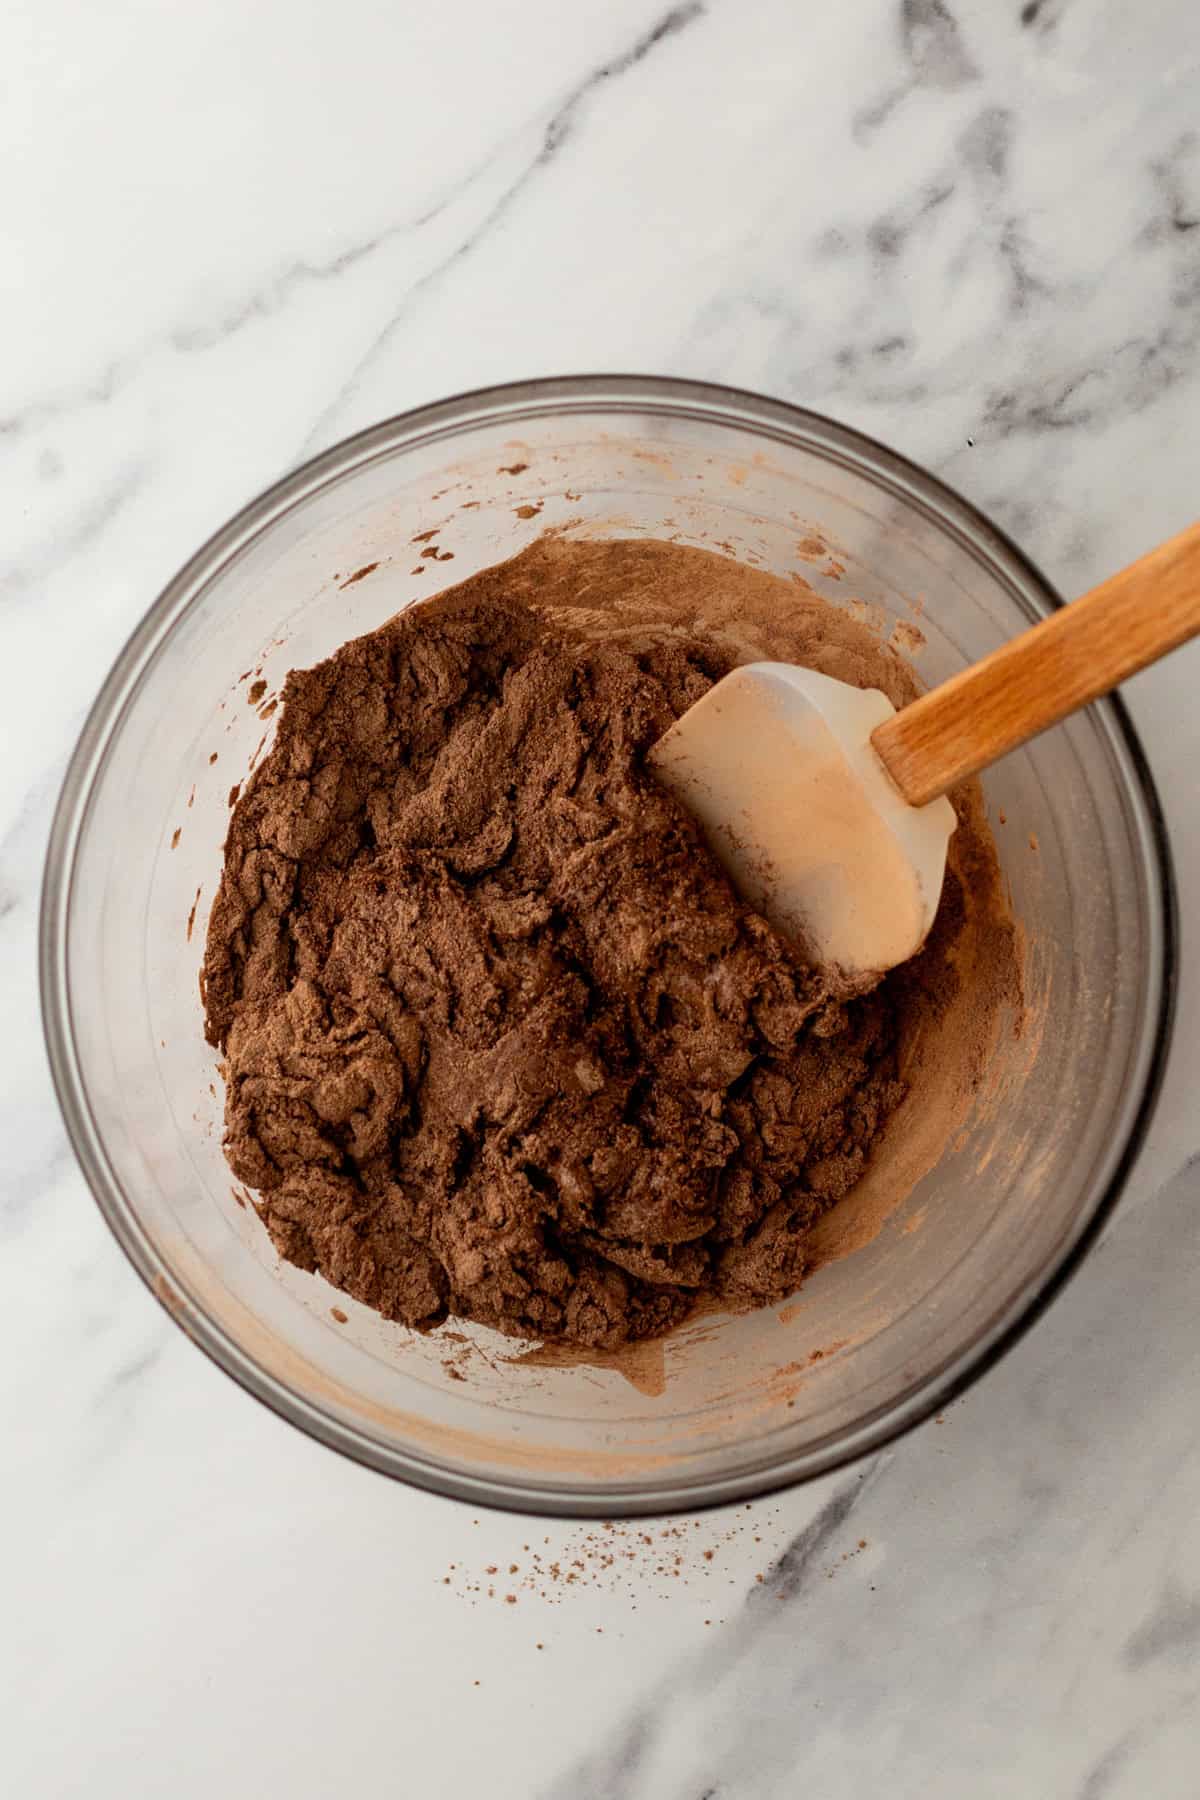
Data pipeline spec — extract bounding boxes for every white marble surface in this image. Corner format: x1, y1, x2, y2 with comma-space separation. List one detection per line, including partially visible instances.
4, 1, 1200, 1794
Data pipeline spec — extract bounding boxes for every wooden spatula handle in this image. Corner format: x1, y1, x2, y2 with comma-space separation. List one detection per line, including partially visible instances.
871, 520, 1200, 807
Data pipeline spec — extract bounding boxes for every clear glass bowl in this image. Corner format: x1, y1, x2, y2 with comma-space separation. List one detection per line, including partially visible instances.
41, 377, 1175, 1515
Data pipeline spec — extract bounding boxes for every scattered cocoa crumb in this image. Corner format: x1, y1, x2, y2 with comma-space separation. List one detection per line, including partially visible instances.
514, 503, 541, 519
498, 463, 529, 475
412, 530, 439, 544
330, 1306, 348, 1323
170, 827, 181, 849
186, 886, 201, 942
247, 679, 267, 705
436, 1503, 789, 1607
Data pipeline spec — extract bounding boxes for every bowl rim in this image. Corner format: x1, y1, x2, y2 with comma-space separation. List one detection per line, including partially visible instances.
40, 373, 1179, 1516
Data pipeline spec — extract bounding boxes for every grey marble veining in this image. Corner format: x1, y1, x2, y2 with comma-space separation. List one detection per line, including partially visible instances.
545, 1150, 1200, 1798
3, 2, 1199, 1795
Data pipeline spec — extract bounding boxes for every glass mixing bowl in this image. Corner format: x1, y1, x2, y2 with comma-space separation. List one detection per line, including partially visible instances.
41, 377, 1175, 1515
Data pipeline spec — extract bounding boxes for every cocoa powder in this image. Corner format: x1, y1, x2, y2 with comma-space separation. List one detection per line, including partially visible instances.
201, 537, 1008, 1349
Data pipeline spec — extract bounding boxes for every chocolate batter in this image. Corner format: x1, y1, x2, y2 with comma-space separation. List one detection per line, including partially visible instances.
202, 538, 1009, 1349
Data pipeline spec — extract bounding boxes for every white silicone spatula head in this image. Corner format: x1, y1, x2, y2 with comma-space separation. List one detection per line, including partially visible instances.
650, 521, 1200, 982
650, 663, 956, 984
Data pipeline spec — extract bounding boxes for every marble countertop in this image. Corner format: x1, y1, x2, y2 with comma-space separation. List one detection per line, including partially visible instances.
5, 2, 1200, 1794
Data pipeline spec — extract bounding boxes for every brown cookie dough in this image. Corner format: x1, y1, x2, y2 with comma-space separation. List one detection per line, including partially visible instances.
202, 537, 1008, 1349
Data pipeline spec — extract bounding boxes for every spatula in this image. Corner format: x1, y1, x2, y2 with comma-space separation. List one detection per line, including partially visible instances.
650, 521, 1200, 984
